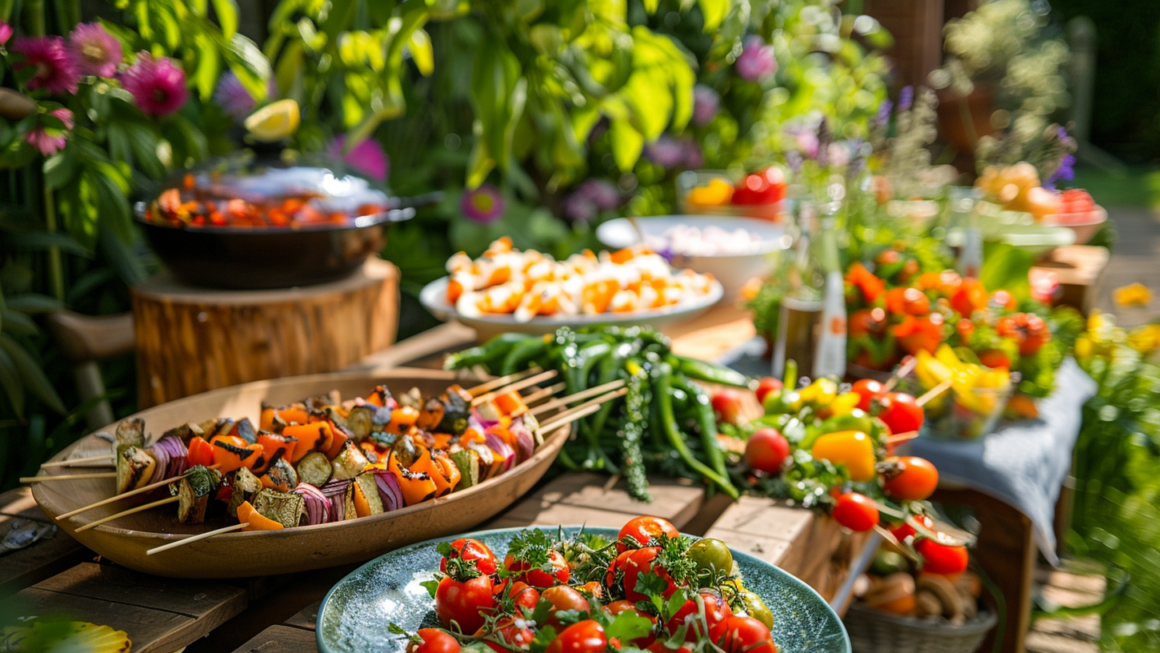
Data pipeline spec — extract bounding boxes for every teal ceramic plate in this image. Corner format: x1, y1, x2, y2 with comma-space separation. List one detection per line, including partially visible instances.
317, 526, 851, 653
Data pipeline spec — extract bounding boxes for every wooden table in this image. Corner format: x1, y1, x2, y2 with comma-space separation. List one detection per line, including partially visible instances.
2, 305, 875, 653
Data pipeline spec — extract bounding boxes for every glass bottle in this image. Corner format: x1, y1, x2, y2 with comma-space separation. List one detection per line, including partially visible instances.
814, 204, 847, 379
772, 200, 826, 379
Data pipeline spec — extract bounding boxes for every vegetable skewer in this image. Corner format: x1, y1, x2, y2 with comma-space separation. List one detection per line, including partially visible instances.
470, 369, 558, 406
74, 496, 180, 533
465, 366, 543, 397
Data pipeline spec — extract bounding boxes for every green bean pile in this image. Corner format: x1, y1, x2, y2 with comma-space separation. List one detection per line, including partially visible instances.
445, 326, 753, 501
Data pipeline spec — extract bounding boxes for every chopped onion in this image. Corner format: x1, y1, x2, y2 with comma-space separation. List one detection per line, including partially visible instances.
151, 435, 189, 483
321, 479, 351, 522
374, 470, 405, 512
509, 420, 535, 463
483, 431, 515, 474
294, 482, 331, 526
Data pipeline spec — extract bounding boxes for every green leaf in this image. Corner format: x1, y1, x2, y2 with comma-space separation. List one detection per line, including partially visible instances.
698, 0, 728, 32
43, 151, 78, 190
194, 34, 224, 100
0, 310, 36, 336
980, 241, 1033, 301
643, 0, 658, 12
465, 137, 495, 189
5, 294, 63, 314
3, 232, 91, 257
469, 36, 523, 173
99, 227, 148, 286
610, 119, 643, 172
0, 334, 65, 414
322, 0, 357, 43
212, 0, 239, 40
407, 27, 434, 76
0, 346, 25, 419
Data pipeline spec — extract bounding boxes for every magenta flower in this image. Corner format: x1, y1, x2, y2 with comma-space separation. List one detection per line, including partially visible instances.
122, 54, 188, 117
0, 21, 13, 46
25, 108, 74, 156
735, 36, 777, 82
329, 135, 390, 183
692, 85, 719, 126
69, 22, 121, 77
12, 36, 80, 94
461, 185, 505, 224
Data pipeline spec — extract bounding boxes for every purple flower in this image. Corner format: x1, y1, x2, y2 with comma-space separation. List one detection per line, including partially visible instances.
735, 36, 777, 82
329, 135, 390, 183
575, 179, 620, 211
122, 54, 188, 117
645, 135, 686, 169
25, 108, 73, 156
69, 22, 121, 77
0, 21, 13, 46
681, 139, 704, 169
1044, 154, 1076, 190
561, 194, 598, 222
214, 71, 255, 122
792, 129, 819, 158
12, 36, 80, 94
461, 185, 505, 224
899, 85, 913, 112
692, 85, 720, 126
874, 99, 893, 128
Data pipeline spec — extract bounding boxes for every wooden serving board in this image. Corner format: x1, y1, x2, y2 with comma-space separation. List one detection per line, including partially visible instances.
30, 368, 568, 579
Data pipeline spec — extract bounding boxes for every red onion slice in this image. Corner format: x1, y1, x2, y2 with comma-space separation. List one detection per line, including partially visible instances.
374, 470, 405, 512
294, 482, 332, 526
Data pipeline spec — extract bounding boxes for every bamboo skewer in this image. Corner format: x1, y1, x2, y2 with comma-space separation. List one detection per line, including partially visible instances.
886, 430, 920, 446
916, 379, 953, 407
74, 496, 179, 533
535, 387, 628, 436
881, 356, 916, 393
57, 472, 187, 520
146, 523, 248, 556
467, 366, 543, 397
522, 383, 566, 406
471, 370, 558, 407
530, 379, 627, 417
21, 472, 116, 483
41, 455, 114, 468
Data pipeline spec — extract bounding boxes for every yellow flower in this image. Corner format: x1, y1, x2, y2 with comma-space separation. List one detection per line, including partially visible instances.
1115, 283, 1152, 307
1127, 325, 1160, 355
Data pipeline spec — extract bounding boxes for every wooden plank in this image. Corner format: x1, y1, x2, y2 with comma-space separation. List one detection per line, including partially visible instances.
12, 587, 194, 653
0, 486, 88, 593
33, 563, 247, 621
231, 625, 318, 653
285, 601, 321, 631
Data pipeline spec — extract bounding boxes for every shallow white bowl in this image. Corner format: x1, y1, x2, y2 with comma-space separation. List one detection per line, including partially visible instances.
420, 275, 723, 342
596, 215, 788, 301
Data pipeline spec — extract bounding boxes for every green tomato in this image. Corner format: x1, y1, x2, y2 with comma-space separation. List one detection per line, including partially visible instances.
762, 390, 788, 415
688, 538, 734, 576
819, 411, 875, 436
869, 550, 908, 576
738, 591, 774, 629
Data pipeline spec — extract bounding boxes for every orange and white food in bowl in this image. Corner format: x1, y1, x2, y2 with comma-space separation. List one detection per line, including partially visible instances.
443, 238, 719, 323
974, 163, 1106, 243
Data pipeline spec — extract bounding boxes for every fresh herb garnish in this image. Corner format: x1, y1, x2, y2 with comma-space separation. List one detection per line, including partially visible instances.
507, 528, 554, 571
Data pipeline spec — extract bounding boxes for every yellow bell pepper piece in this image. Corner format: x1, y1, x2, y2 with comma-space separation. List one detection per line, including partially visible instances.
828, 392, 861, 417
686, 178, 734, 206
797, 378, 838, 408
812, 430, 877, 482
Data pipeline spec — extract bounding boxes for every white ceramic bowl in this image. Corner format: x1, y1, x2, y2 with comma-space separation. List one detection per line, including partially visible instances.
419, 276, 723, 342
1041, 206, 1107, 245
596, 215, 788, 300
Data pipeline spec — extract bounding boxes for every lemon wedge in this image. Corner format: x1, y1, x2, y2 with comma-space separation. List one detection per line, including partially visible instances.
244, 99, 300, 142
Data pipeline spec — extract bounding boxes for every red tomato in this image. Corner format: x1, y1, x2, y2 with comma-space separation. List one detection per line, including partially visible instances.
504, 550, 570, 588
851, 379, 884, 413
848, 308, 889, 339
883, 457, 939, 501
605, 600, 656, 648
484, 618, 534, 652
545, 621, 607, 653
617, 516, 680, 552
606, 547, 677, 602
440, 538, 499, 576
710, 390, 745, 426
951, 279, 988, 318
978, 349, 1012, 369
667, 591, 734, 642
731, 174, 780, 205
832, 493, 880, 532
720, 616, 778, 653
890, 515, 934, 541
435, 574, 496, 635
509, 581, 540, 615
187, 436, 214, 468
878, 392, 924, 435
885, 287, 930, 316
540, 585, 590, 631
894, 314, 944, 355
956, 318, 975, 343
916, 537, 969, 576
649, 644, 690, 653
745, 428, 790, 474
997, 313, 1051, 356
755, 377, 784, 404
990, 290, 1017, 311
408, 628, 461, 653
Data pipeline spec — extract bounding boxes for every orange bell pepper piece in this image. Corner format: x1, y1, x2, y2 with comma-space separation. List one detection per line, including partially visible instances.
388, 406, 420, 433
261, 473, 291, 493
432, 433, 453, 450
257, 432, 298, 467
352, 481, 373, 518
284, 422, 331, 463
411, 446, 451, 497
494, 392, 525, 416
323, 423, 349, 459
260, 403, 310, 431
211, 435, 263, 473
434, 450, 461, 492
388, 452, 437, 506
237, 501, 284, 531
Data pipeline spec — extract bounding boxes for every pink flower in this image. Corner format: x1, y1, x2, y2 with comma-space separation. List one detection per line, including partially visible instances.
122, 54, 188, 117
692, 85, 719, 126
12, 36, 80, 94
461, 185, 505, 224
69, 22, 121, 77
735, 36, 777, 82
0, 21, 13, 46
25, 108, 74, 156
329, 135, 390, 183
645, 135, 686, 169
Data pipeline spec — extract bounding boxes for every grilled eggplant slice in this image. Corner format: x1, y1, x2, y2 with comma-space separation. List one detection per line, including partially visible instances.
116, 445, 156, 494
229, 467, 264, 517
449, 449, 480, 491
392, 434, 420, 468
296, 451, 332, 487
114, 418, 146, 448
233, 417, 257, 444
173, 465, 223, 524
398, 387, 423, 410
417, 397, 445, 432
161, 422, 205, 445
252, 488, 305, 528
436, 386, 472, 436
352, 472, 384, 517
465, 440, 495, 482
331, 440, 368, 481
369, 385, 393, 409
344, 405, 375, 442
264, 457, 298, 492
305, 391, 341, 412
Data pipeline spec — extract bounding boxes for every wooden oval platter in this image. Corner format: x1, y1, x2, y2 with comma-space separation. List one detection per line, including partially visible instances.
31, 368, 569, 579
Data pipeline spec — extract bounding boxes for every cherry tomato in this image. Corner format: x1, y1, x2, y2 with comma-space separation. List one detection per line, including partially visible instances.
951, 278, 988, 318
509, 581, 540, 615
187, 436, 214, 468
883, 456, 939, 501
687, 537, 734, 576
851, 379, 884, 413
885, 287, 930, 316
440, 538, 499, 576
710, 390, 745, 426
667, 590, 734, 642
606, 547, 677, 602
916, 537, 969, 576
878, 392, 924, 435
894, 314, 944, 355
545, 620, 607, 653
408, 628, 461, 653
540, 585, 590, 631
890, 515, 934, 541
435, 574, 496, 635
745, 428, 789, 475
755, 377, 784, 404
720, 616, 778, 653
956, 318, 975, 343
832, 492, 879, 532
504, 549, 570, 588
997, 313, 1051, 356
848, 308, 889, 339
978, 349, 1012, 369
617, 516, 680, 552
605, 600, 657, 648
990, 290, 1017, 311
484, 618, 534, 652
649, 643, 690, 653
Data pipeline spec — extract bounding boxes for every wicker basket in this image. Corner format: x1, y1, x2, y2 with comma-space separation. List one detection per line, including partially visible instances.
843, 602, 998, 653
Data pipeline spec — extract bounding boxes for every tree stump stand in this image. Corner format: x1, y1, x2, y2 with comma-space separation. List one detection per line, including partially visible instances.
132, 259, 399, 407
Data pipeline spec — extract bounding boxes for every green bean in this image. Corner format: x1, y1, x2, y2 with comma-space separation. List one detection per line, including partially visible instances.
444, 333, 531, 371
673, 355, 753, 389
654, 362, 739, 499
564, 341, 613, 394
585, 342, 637, 452
499, 336, 549, 375
673, 375, 729, 482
